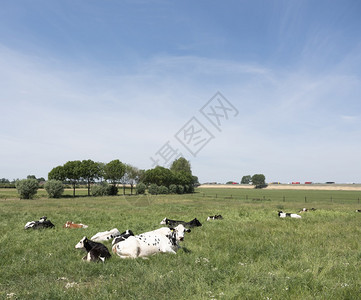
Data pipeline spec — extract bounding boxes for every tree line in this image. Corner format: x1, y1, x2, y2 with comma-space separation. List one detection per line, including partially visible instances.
241, 174, 267, 188
13, 157, 199, 199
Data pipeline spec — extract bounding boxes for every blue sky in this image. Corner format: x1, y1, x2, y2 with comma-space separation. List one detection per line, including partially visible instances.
1, 0, 361, 183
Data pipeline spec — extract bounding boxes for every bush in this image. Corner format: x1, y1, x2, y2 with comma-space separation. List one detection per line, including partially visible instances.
107, 185, 118, 196
91, 182, 109, 196
44, 180, 64, 198
169, 184, 177, 194
15, 179, 39, 199
177, 185, 184, 194
188, 184, 195, 193
148, 184, 158, 195
255, 184, 268, 189
158, 185, 169, 194
136, 183, 146, 194
91, 182, 118, 196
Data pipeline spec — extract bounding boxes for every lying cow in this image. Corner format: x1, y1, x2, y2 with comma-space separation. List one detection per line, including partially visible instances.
278, 211, 302, 219
91, 228, 121, 242
24, 216, 55, 229
207, 215, 223, 221
75, 236, 111, 262
160, 217, 202, 228
63, 221, 88, 229
112, 224, 190, 259
299, 208, 317, 213
111, 230, 135, 245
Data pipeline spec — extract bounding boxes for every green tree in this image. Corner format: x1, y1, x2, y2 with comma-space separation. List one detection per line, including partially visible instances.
241, 175, 252, 184
174, 171, 194, 186
15, 178, 39, 199
48, 166, 66, 182
126, 164, 143, 195
80, 159, 101, 196
251, 174, 267, 188
63, 160, 82, 197
170, 157, 192, 174
104, 159, 126, 187
143, 166, 174, 187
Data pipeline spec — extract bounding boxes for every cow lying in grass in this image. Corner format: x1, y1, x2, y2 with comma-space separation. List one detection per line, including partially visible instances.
63, 221, 88, 228
91, 228, 121, 242
112, 224, 191, 259
160, 217, 202, 228
278, 211, 302, 219
207, 215, 223, 221
75, 236, 111, 262
299, 208, 317, 213
112, 230, 135, 245
24, 216, 55, 229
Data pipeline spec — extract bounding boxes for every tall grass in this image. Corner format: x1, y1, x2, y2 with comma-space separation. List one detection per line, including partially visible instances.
1, 188, 361, 299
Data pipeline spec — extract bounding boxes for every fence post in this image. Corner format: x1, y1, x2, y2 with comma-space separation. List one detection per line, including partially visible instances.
305, 196, 307, 203
358, 197, 360, 204
331, 196, 333, 203
283, 196, 285, 202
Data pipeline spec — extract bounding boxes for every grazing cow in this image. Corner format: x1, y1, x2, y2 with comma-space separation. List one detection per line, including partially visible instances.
278, 211, 302, 219
207, 215, 223, 221
91, 228, 121, 242
111, 230, 135, 245
75, 236, 111, 262
24, 216, 55, 229
63, 221, 88, 229
160, 217, 202, 228
356, 209, 361, 213
112, 224, 191, 259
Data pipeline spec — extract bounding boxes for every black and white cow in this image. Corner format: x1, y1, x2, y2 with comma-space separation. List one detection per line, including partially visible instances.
112, 224, 191, 259
75, 236, 111, 262
111, 230, 135, 246
278, 211, 302, 219
91, 228, 121, 242
160, 217, 202, 228
299, 208, 317, 213
24, 216, 55, 229
207, 215, 223, 221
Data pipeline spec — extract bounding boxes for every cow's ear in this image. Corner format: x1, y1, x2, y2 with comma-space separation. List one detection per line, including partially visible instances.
186, 229, 191, 233
170, 228, 175, 231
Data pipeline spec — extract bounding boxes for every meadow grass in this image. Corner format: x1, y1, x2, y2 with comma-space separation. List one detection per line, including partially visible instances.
1, 188, 361, 299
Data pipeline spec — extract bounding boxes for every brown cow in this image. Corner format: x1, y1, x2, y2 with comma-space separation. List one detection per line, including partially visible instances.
63, 221, 88, 229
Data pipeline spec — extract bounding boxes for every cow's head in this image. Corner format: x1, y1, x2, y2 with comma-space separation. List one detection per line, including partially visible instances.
160, 218, 168, 225
63, 221, 72, 228
171, 224, 191, 242
75, 236, 88, 249
39, 216, 47, 223
191, 218, 202, 227
112, 230, 135, 245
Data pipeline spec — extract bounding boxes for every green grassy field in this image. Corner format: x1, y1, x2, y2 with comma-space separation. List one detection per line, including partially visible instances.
1, 187, 361, 299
